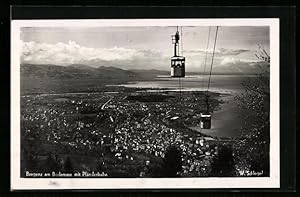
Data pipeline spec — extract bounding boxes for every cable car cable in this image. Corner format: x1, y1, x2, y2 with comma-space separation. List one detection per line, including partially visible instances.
199, 26, 211, 132
207, 26, 219, 93
178, 77, 182, 101
180, 26, 183, 56
205, 26, 219, 113
202, 26, 211, 91
179, 26, 183, 101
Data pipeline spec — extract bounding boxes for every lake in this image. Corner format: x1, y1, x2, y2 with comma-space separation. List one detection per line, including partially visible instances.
111, 74, 256, 94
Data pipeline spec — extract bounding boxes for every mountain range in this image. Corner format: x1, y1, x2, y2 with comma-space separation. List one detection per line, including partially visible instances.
21, 64, 144, 81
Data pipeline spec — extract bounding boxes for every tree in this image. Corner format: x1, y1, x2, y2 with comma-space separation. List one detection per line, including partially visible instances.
22, 148, 38, 175
45, 153, 62, 173
210, 144, 235, 177
234, 45, 270, 176
161, 145, 183, 177
63, 156, 74, 173
96, 159, 104, 172
255, 43, 270, 63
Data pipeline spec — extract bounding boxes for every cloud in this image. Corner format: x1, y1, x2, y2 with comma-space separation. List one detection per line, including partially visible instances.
217, 48, 250, 56
212, 57, 268, 74
220, 57, 254, 66
21, 40, 160, 66
184, 48, 251, 56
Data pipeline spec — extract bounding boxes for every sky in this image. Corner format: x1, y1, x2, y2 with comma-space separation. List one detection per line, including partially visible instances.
20, 26, 270, 72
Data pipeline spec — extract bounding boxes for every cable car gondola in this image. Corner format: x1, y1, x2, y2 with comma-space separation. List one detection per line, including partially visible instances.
200, 113, 212, 129
171, 28, 185, 77
171, 56, 185, 77
200, 95, 212, 129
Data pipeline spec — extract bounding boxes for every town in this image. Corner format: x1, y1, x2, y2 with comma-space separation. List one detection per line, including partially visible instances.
21, 88, 234, 177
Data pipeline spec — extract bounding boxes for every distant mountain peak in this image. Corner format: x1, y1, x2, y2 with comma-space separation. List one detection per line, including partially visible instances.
68, 64, 96, 70
98, 66, 125, 70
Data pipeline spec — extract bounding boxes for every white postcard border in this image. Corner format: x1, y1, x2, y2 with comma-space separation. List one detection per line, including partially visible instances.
11, 18, 280, 190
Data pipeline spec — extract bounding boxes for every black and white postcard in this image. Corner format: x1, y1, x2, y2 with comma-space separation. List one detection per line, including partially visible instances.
11, 19, 280, 190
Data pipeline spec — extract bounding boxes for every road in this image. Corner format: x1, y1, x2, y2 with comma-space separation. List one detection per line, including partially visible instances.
101, 96, 113, 110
